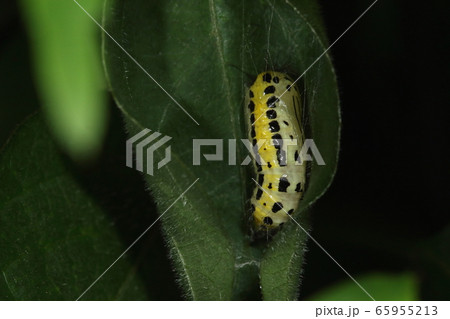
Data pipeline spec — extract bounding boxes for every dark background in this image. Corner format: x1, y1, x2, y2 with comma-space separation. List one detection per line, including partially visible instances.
1, 1, 449, 300
301, 0, 450, 299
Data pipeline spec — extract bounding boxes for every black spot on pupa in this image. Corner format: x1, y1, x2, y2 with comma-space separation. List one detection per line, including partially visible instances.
249, 90, 254, 98
278, 149, 287, 166
256, 188, 263, 200
272, 202, 283, 213
266, 96, 278, 108
283, 121, 289, 126
294, 150, 299, 162
272, 134, 282, 148
278, 176, 290, 192
268, 183, 272, 189
264, 85, 276, 95
263, 202, 266, 206
267, 162, 272, 168
250, 114, 255, 123
272, 134, 286, 166
295, 183, 302, 192
273, 76, 279, 83
290, 135, 294, 141
262, 73, 272, 83
266, 110, 277, 119
269, 121, 280, 132
250, 127, 256, 138
286, 85, 291, 91
255, 154, 263, 171
287, 209, 294, 215
258, 174, 264, 186
248, 101, 255, 112
263, 216, 273, 225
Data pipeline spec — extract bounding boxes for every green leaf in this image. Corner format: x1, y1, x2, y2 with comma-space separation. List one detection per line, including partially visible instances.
103, 0, 339, 300
19, 0, 107, 161
308, 272, 419, 301
0, 113, 177, 300
260, 219, 310, 300
416, 225, 450, 300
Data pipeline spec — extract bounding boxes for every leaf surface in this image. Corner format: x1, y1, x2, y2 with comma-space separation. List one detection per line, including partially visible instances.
103, 0, 340, 300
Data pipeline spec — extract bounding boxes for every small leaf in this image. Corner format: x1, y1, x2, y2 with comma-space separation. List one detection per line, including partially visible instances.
19, 0, 107, 161
260, 221, 310, 300
308, 272, 419, 301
